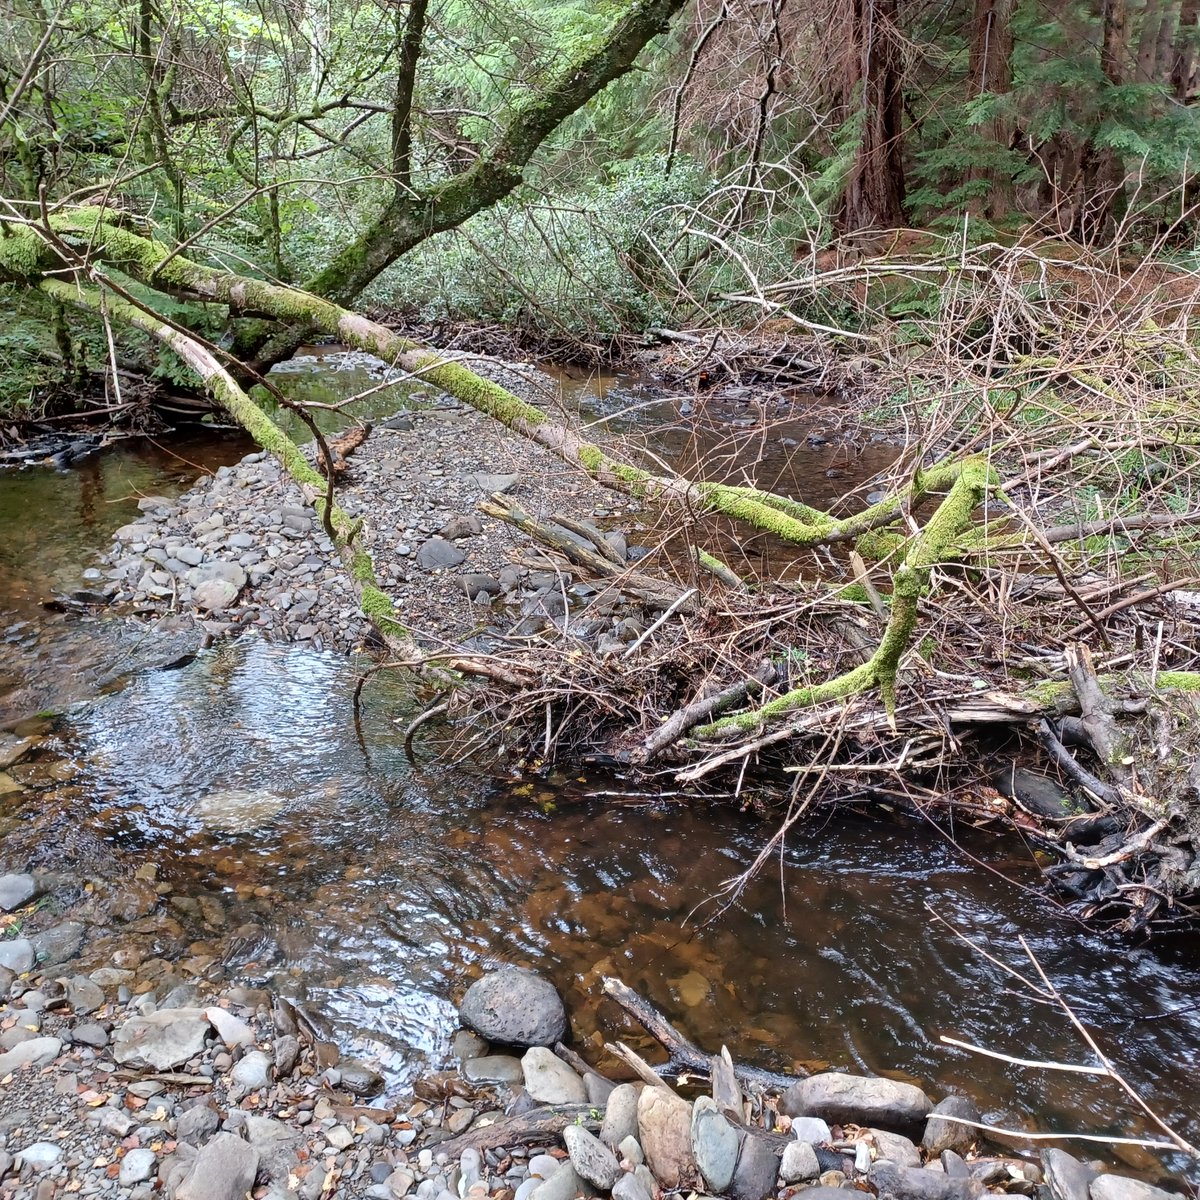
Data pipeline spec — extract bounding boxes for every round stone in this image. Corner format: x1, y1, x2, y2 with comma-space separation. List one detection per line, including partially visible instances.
459, 967, 567, 1047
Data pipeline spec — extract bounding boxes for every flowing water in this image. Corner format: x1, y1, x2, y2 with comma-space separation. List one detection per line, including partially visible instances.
1, 360, 1198, 1184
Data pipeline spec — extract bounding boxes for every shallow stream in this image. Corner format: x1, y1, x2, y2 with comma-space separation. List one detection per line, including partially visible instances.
1, 358, 1198, 1183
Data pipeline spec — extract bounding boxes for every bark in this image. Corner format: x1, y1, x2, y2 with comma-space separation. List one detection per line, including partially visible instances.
838, 0, 906, 232
391, 0, 429, 196
1076, 0, 1131, 239
966, 0, 1015, 220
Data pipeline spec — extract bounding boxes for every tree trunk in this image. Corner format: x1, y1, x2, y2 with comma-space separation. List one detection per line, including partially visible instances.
838, 0, 907, 233
1075, 0, 1131, 240
966, 0, 1015, 220
1172, 0, 1200, 98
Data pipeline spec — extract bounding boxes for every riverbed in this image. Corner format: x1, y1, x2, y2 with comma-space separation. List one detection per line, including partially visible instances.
1, 358, 1198, 1182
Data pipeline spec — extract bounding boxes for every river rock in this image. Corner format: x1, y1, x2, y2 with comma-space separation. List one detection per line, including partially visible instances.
177, 1132, 261, 1200
1042, 1149, 1098, 1200
730, 1131, 780, 1200
637, 1085, 697, 1189
871, 1129, 922, 1167
529, 1164, 589, 1200
0, 938, 34, 972
612, 1175, 652, 1200
176, 1103, 221, 1145
0, 1036, 61, 1074
195, 787, 285, 833
472, 473, 520, 495
341, 1059, 385, 1096
564, 1125, 621, 1189
781, 1072, 932, 1131
205, 1006, 255, 1049
460, 966, 567, 1046
780, 1140, 820, 1183
1090, 1176, 1178, 1200
112, 1008, 209, 1069
691, 1095, 740, 1192
791, 1116, 833, 1144
232, 1049, 273, 1089
521, 1046, 586, 1103
31, 920, 85, 966
18, 1142, 63, 1171
0, 873, 40, 912
600, 1083, 640, 1149
416, 538, 466, 570
0, 736, 37, 769
66, 974, 104, 1014
119, 1147, 157, 1185
869, 1159, 984, 1200
244, 1115, 303, 1180
71, 1022, 108, 1048
463, 1055, 524, 1084
273, 1034, 300, 1077
922, 1095, 979, 1156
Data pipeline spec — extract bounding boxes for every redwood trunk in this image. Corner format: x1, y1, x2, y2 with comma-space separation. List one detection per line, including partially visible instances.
839, 0, 906, 232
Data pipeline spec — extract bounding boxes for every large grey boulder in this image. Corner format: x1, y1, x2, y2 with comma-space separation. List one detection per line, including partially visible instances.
176, 1133, 260, 1200
637, 1085, 696, 1190
0, 874, 40, 912
460, 966, 567, 1047
780, 1140, 820, 1183
730, 1131, 779, 1200
521, 1047, 586, 1104
112, 1008, 210, 1070
0, 938, 34, 973
781, 1072, 932, 1132
600, 1083, 640, 1149
31, 920, 85, 966
869, 1159, 985, 1200
0, 1037, 61, 1075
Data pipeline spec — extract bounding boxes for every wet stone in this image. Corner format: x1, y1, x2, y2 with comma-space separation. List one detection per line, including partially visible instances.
922, 1095, 979, 1157
0, 938, 35, 973
463, 1055, 523, 1084
600, 1083, 639, 1149
521, 1046, 586, 1104
692, 1096, 739, 1193
416, 538, 467, 570
31, 920, 86, 966
781, 1072, 932, 1132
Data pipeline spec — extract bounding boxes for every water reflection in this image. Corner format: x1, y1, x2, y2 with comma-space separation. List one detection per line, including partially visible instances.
12, 639, 1188, 1179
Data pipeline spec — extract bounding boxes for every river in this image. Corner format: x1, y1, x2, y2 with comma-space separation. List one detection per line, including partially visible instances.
1, 357, 1197, 1183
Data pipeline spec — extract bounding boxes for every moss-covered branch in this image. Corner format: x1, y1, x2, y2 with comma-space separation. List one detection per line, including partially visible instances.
692, 458, 997, 738
37, 276, 413, 655
0, 213, 986, 560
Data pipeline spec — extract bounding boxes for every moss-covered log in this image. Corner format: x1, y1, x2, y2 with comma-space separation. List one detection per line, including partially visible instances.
0, 213, 981, 558
37, 276, 415, 656
692, 458, 997, 738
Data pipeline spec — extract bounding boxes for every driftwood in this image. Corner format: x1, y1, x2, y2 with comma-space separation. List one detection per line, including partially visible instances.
601, 976, 803, 1093
477, 495, 696, 613
432, 1103, 599, 1158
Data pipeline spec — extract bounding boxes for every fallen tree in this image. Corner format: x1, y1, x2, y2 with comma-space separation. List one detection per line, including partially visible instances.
3, 207, 1200, 934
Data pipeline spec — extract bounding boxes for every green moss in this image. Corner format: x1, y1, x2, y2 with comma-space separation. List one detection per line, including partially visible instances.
855, 528, 906, 561
351, 552, 376, 584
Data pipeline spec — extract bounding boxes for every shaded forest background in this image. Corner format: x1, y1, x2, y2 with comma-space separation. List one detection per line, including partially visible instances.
3, 0, 1200, 411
